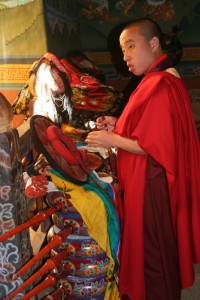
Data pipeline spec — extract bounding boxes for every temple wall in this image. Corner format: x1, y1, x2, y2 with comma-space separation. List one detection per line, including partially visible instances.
0, 0, 199, 129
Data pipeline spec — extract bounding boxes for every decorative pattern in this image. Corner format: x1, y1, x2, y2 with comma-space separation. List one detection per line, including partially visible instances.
182, 47, 200, 61
0, 0, 34, 10
190, 89, 200, 100
58, 274, 108, 298
0, 129, 32, 300
45, 0, 79, 35
0, 65, 31, 83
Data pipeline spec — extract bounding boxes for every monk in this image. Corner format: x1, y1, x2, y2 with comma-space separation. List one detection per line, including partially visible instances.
85, 18, 200, 300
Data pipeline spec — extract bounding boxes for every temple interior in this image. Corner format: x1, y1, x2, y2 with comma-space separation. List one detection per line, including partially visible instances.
0, 1, 200, 299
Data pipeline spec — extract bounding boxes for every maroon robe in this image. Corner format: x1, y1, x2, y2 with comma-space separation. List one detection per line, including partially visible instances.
114, 61, 200, 299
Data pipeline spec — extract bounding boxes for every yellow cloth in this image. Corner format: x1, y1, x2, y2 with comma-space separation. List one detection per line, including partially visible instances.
49, 170, 119, 299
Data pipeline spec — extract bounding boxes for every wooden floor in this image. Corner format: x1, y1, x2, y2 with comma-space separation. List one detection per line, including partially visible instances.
182, 264, 200, 300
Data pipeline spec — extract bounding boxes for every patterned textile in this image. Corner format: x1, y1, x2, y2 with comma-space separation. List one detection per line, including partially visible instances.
61, 58, 118, 112
0, 128, 32, 299
66, 50, 106, 83
12, 52, 72, 125
12, 82, 32, 119
48, 168, 120, 300
0, 0, 34, 10
45, 1, 78, 35
12, 52, 124, 128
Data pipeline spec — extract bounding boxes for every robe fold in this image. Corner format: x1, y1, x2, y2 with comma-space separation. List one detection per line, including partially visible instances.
114, 68, 200, 299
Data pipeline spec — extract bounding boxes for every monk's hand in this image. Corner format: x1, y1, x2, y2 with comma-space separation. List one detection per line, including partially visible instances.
85, 130, 114, 148
96, 116, 117, 131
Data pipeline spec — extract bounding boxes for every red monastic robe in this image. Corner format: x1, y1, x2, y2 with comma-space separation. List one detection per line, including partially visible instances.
114, 67, 200, 299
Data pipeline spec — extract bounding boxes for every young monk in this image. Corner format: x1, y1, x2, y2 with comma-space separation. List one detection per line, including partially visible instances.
85, 18, 200, 300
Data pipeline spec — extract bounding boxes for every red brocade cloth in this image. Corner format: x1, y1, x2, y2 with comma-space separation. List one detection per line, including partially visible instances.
114, 67, 200, 299
61, 58, 118, 112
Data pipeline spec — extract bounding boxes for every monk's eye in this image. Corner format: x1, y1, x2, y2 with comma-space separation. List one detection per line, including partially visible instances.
128, 44, 134, 49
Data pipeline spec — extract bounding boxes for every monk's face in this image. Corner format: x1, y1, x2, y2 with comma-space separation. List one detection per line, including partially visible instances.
120, 25, 160, 76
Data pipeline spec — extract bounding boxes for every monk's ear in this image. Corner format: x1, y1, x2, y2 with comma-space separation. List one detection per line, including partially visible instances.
149, 37, 160, 52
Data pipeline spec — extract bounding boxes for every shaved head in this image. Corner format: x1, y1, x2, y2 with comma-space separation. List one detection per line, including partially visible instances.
122, 18, 163, 46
